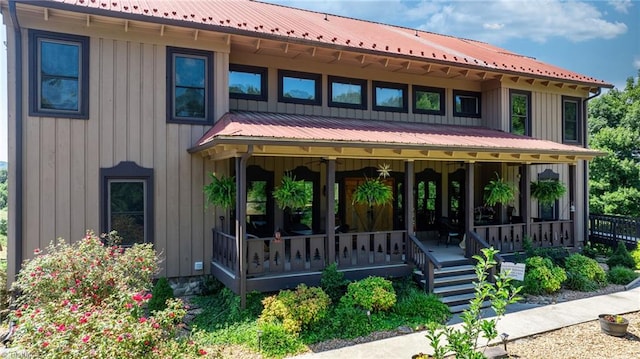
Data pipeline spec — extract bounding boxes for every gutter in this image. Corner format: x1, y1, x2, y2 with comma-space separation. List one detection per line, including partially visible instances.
582, 87, 602, 246
8, 0, 24, 282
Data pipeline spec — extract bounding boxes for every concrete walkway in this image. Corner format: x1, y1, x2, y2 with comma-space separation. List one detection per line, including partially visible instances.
294, 287, 640, 358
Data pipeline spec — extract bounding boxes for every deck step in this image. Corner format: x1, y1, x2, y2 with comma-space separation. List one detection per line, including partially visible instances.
434, 264, 475, 277
434, 273, 477, 286
441, 292, 477, 305
433, 283, 475, 295
448, 300, 491, 314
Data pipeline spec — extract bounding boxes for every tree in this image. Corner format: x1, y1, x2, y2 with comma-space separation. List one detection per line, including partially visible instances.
0, 169, 7, 210
589, 71, 640, 217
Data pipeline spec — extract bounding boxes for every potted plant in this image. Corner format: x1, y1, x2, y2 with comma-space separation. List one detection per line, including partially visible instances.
530, 179, 567, 205
272, 173, 312, 231
598, 314, 629, 337
352, 164, 393, 231
483, 172, 516, 207
203, 173, 236, 209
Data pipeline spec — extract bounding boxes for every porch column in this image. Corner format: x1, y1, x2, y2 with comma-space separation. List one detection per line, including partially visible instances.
235, 146, 252, 308
521, 164, 531, 238
326, 158, 336, 264
570, 164, 579, 247
465, 162, 475, 258
404, 160, 415, 235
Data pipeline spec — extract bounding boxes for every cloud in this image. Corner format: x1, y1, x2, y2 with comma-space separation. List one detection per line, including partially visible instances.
608, 0, 633, 13
633, 56, 640, 70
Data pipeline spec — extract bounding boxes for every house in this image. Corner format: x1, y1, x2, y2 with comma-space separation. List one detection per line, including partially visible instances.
2, 0, 611, 300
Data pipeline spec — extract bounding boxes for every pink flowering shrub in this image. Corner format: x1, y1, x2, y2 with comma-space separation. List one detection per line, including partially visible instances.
10, 231, 207, 358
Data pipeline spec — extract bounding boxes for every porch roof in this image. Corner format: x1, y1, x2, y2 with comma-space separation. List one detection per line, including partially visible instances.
188, 111, 604, 164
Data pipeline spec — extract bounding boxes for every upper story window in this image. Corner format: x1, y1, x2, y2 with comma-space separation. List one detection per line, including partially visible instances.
413, 86, 445, 115
453, 90, 481, 118
229, 64, 267, 101
510, 90, 531, 136
563, 96, 581, 144
29, 30, 89, 119
373, 81, 408, 112
167, 47, 214, 124
278, 70, 322, 105
328, 76, 367, 109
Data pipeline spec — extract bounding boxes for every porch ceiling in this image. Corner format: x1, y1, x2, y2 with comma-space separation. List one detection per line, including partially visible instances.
188, 111, 604, 164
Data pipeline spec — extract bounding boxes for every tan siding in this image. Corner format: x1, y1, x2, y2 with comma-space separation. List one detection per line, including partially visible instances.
85, 38, 101, 236
99, 38, 115, 168
70, 121, 86, 240
165, 125, 181, 277
153, 45, 169, 277
40, 119, 56, 246
179, 125, 193, 276
128, 42, 142, 164
140, 44, 156, 168
55, 119, 71, 242
114, 40, 128, 163
24, 116, 40, 255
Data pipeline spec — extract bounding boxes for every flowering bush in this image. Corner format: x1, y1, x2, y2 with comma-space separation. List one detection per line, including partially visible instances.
10, 231, 207, 358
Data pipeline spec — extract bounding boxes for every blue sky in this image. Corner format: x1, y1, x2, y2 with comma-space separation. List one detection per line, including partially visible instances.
1, 0, 638, 162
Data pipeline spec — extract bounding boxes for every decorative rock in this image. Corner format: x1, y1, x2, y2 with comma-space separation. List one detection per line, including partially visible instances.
396, 325, 413, 334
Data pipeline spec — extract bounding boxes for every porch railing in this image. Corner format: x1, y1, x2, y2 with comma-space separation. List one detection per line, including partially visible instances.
212, 229, 237, 275
246, 233, 327, 276
529, 220, 573, 248
589, 214, 640, 249
472, 223, 526, 253
407, 234, 442, 292
472, 219, 574, 254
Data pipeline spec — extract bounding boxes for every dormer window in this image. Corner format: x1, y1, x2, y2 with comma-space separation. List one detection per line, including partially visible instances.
373, 81, 408, 112
229, 64, 268, 101
278, 70, 322, 105
453, 90, 481, 118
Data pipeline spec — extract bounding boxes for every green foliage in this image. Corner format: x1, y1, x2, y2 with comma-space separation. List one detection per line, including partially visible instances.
341, 276, 396, 312
147, 277, 175, 313
259, 284, 330, 334
607, 266, 639, 285
522, 237, 570, 266
0, 169, 7, 210
483, 173, 516, 206
393, 288, 450, 324
203, 173, 236, 209
10, 231, 205, 358
320, 262, 349, 303
0, 263, 8, 320
426, 248, 522, 359
582, 242, 613, 259
530, 179, 567, 205
351, 177, 393, 207
0, 218, 6, 236
606, 241, 636, 269
631, 246, 640, 270
258, 321, 306, 358
273, 173, 311, 211
521, 256, 567, 294
564, 254, 607, 291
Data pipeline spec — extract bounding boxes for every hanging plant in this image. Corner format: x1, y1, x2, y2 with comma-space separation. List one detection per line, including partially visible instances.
531, 179, 566, 205
272, 173, 311, 211
203, 173, 236, 209
483, 172, 516, 207
352, 177, 394, 207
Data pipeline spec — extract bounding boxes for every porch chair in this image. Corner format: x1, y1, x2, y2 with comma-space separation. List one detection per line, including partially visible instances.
437, 217, 462, 247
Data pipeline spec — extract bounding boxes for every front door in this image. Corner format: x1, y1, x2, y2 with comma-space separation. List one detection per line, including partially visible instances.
448, 168, 465, 227
415, 168, 441, 231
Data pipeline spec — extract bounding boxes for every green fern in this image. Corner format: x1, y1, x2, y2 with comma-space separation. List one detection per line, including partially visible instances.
531, 179, 566, 205
203, 173, 236, 209
483, 173, 516, 206
351, 177, 393, 207
273, 173, 311, 210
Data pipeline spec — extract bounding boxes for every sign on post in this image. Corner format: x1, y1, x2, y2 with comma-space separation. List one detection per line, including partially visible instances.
500, 262, 526, 281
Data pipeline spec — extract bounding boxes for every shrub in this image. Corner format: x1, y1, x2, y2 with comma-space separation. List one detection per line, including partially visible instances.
607, 266, 639, 285
0, 218, 7, 236
259, 284, 330, 334
341, 276, 396, 312
631, 246, 640, 270
258, 321, 306, 358
521, 256, 567, 294
147, 277, 175, 313
606, 242, 636, 269
393, 289, 450, 324
0, 264, 8, 320
9, 231, 205, 358
564, 253, 607, 291
522, 237, 570, 266
320, 262, 349, 303
582, 242, 613, 259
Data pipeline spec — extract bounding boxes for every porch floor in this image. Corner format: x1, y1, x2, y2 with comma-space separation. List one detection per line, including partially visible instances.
419, 237, 467, 263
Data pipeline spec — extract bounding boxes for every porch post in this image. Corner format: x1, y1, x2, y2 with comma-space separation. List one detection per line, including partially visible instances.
465, 162, 475, 258
326, 158, 336, 265
235, 146, 252, 308
522, 164, 531, 239
404, 160, 415, 236
569, 164, 578, 247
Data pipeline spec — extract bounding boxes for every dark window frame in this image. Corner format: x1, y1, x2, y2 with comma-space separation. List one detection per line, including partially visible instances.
562, 96, 582, 144
509, 89, 532, 136
413, 85, 445, 115
328, 75, 367, 110
278, 69, 322, 105
537, 169, 560, 220
100, 161, 154, 246
372, 81, 408, 113
28, 30, 90, 119
453, 90, 481, 118
166, 46, 214, 125
229, 64, 268, 101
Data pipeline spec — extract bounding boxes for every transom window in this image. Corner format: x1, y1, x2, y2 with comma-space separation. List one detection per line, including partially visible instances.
278, 70, 322, 105
328, 76, 367, 109
413, 86, 445, 115
373, 81, 408, 112
229, 64, 267, 101
453, 90, 481, 118
510, 90, 531, 136
563, 96, 581, 143
29, 30, 89, 118
167, 47, 213, 124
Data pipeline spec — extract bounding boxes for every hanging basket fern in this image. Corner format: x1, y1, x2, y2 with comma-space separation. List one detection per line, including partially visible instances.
203, 173, 236, 209
483, 173, 516, 207
352, 177, 393, 207
273, 173, 311, 211
531, 179, 566, 205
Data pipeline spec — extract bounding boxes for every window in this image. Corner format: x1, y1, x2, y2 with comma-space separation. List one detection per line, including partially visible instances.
167, 47, 214, 124
413, 86, 445, 115
373, 81, 408, 112
563, 96, 581, 143
537, 169, 560, 220
328, 76, 367, 109
229, 64, 267, 101
29, 30, 89, 118
246, 166, 274, 238
453, 90, 481, 117
101, 162, 154, 246
510, 90, 531, 136
278, 70, 322, 105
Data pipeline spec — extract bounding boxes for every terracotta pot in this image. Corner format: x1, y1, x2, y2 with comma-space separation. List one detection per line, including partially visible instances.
598, 314, 629, 337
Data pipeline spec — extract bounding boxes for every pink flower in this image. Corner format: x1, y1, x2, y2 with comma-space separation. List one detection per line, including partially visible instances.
56, 324, 66, 332
139, 317, 147, 323
132, 293, 144, 302
82, 335, 90, 343
42, 341, 49, 348
116, 336, 123, 342
144, 293, 152, 300
125, 302, 133, 309
152, 323, 160, 329
199, 349, 207, 356
34, 248, 41, 255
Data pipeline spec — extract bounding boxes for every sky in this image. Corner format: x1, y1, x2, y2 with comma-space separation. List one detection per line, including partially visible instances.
1, 0, 639, 162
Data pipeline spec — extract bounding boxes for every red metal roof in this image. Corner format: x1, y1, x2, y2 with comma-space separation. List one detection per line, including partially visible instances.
190, 111, 601, 157
41, 0, 610, 87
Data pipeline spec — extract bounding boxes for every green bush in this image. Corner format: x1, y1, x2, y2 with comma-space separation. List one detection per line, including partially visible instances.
147, 277, 174, 313
258, 321, 306, 358
606, 242, 636, 269
341, 276, 396, 312
521, 256, 567, 294
522, 237, 570, 266
393, 289, 450, 323
320, 262, 349, 303
582, 242, 613, 259
564, 254, 607, 291
0, 264, 8, 320
631, 246, 640, 270
259, 284, 330, 334
607, 266, 639, 285
0, 218, 7, 236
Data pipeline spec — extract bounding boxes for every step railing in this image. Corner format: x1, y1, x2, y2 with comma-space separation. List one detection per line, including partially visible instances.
468, 231, 504, 282
407, 234, 442, 292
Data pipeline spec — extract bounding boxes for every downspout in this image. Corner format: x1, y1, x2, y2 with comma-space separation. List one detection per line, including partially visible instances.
237, 145, 253, 309
8, 0, 24, 283
582, 88, 602, 247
